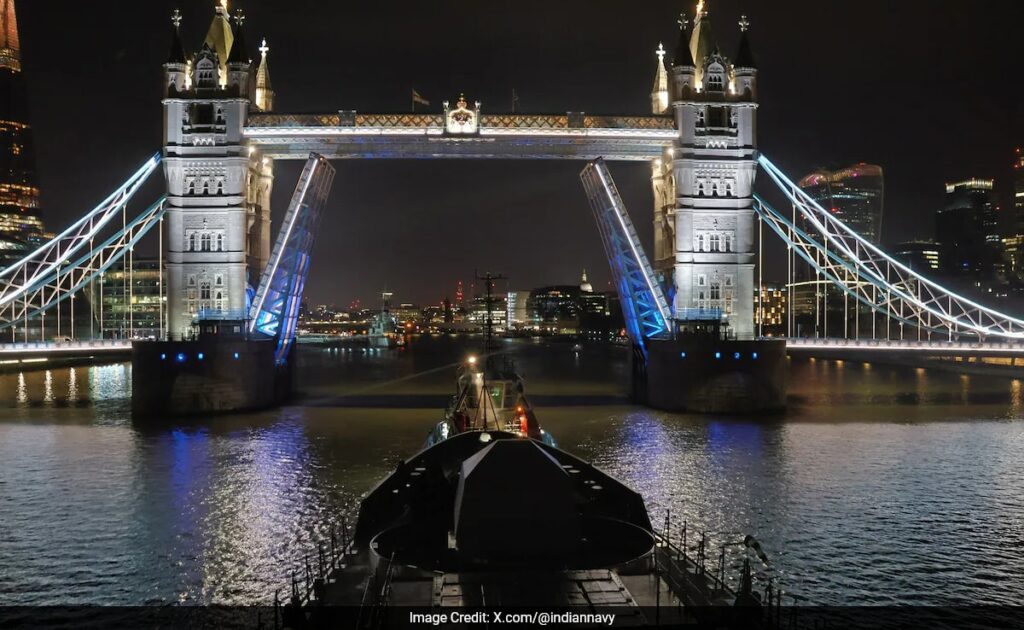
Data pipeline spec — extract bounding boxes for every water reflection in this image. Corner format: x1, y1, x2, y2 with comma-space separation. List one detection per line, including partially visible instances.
0, 341, 1022, 607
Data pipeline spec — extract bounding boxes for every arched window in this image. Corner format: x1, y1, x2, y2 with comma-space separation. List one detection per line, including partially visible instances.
724, 234, 733, 253
707, 74, 724, 92
187, 233, 196, 252
709, 234, 721, 252
201, 233, 212, 252
199, 280, 211, 301
696, 234, 705, 252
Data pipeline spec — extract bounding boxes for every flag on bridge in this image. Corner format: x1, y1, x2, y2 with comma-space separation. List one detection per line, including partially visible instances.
411, 89, 430, 110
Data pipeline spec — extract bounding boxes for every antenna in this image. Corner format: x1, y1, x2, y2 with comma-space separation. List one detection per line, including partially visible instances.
475, 270, 507, 364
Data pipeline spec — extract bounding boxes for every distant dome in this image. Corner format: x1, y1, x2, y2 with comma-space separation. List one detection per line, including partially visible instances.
579, 269, 593, 293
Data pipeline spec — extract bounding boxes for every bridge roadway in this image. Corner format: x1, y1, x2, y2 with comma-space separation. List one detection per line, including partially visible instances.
786, 337, 1024, 358
243, 113, 676, 161
0, 340, 132, 371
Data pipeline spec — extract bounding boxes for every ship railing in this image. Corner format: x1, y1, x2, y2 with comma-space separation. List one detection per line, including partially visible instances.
654, 509, 801, 630
272, 517, 356, 629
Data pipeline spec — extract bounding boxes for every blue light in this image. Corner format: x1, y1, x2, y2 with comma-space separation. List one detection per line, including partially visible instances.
175, 352, 186, 363
753, 352, 759, 360
160, 353, 166, 360
680, 352, 687, 359
714, 352, 721, 359
734, 352, 741, 360
233, 352, 240, 360
197, 352, 204, 361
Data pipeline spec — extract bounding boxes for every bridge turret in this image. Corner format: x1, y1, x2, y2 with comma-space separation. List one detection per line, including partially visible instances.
671, 13, 696, 98
164, 10, 188, 95
225, 9, 252, 98
731, 16, 757, 100
651, 43, 669, 114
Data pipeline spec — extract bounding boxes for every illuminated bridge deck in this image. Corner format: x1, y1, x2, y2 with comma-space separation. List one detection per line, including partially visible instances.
786, 337, 1024, 359
0, 340, 132, 370
244, 113, 676, 160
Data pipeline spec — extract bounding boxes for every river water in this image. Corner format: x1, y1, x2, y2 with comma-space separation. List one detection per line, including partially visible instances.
1, 337, 1022, 607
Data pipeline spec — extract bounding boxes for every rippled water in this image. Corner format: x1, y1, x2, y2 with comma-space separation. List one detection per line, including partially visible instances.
0, 339, 1022, 606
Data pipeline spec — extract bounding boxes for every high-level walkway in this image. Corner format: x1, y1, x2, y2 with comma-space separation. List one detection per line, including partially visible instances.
244, 113, 676, 160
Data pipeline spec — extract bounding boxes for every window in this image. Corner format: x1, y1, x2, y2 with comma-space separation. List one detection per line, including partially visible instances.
215, 274, 223, 286
187, 232, 196, 252
696, 108, 705, 127
707, 74, 724, 92
199, 280, 211, 301
216, 233, 224, 252
697, 274, 707, 286
696, 234, 705, 252
201, 234, 212, 252
723, 234, 733, 253
709, 234, 721, 252
710, 282, 722, 301
187, 274, 197, 287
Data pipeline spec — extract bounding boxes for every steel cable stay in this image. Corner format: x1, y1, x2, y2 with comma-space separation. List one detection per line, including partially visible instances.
0, 153, 161, 309
753, 194, 948, 337
759, 153, 1024, 340
0, 198, 167, 330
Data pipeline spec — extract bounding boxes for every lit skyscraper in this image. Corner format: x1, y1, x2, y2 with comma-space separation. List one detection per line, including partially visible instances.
0, 0, 45, 268
798, 164, 884, 243
1004, 149, 1024, 278
936, 179, 998, 276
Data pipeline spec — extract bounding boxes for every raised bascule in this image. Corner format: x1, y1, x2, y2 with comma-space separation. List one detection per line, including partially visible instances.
5, 0, 1024, 414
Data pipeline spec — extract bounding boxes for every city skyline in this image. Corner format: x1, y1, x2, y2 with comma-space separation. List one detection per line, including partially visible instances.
12, 0, 1023, 305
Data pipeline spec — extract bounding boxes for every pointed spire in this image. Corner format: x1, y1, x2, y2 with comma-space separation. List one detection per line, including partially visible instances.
673, 11, 694, 67
204, 0, 234, 86
651, 42, 669, 113
0, 0, 22, 72
734, 15, 756, 69
166, 9, 187, 65
255, 38, 274, 111
690, 0, 715, 67
227, 8, 249, 64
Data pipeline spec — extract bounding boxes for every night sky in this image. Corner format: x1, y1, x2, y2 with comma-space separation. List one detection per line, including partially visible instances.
16, 1, 1024, 306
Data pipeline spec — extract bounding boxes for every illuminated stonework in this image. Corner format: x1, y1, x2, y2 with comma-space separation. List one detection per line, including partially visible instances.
162, 5, 273, 337
443, 95, 480, 135
658, 3, 759, 338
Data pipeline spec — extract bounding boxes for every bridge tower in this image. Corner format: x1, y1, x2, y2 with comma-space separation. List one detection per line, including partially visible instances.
655, 4, 758, 338
161, 2, 274, 339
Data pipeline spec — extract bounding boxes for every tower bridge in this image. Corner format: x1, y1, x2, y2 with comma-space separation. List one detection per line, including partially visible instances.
3, 0, 1024, 414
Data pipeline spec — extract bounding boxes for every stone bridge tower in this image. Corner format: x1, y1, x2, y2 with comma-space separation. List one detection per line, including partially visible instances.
161, 1, 274, 338
651, 3, 758, 339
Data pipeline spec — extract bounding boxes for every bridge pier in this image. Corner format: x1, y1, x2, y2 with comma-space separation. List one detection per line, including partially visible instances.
636, 338, 787, 414
131, 321, 291, 417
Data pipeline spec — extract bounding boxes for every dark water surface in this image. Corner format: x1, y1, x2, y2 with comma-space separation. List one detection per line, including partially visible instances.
1, 337, 1022, 606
